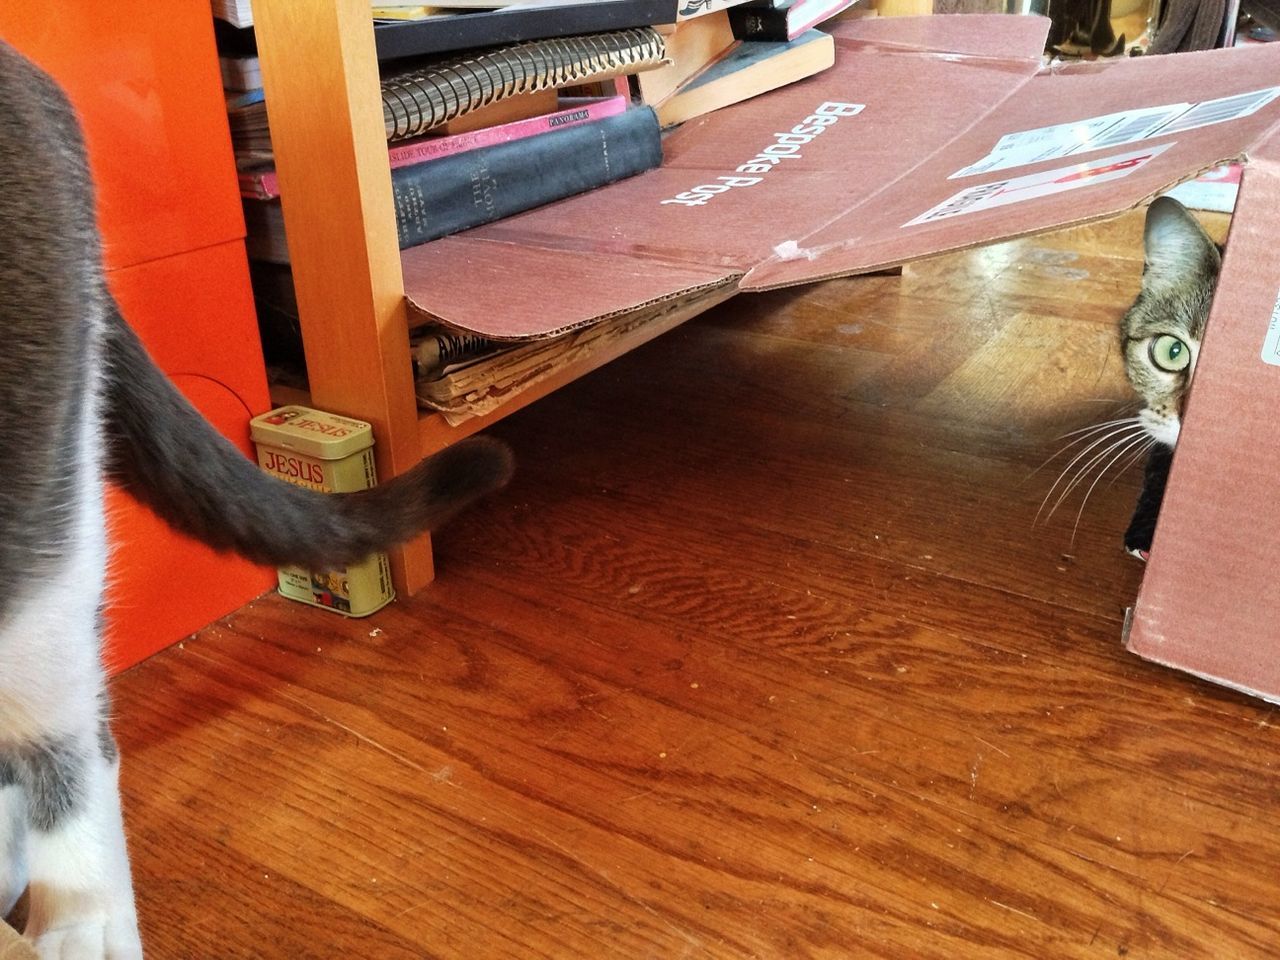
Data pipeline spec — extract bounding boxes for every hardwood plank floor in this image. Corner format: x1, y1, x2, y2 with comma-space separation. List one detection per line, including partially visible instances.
110, 209, 1280, 959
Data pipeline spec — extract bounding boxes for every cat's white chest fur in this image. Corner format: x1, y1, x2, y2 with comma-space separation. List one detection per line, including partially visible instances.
0, 410, 107, 748
0, 379, 141, 958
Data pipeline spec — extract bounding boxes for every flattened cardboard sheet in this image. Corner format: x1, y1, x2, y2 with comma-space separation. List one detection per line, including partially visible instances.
1124, 129, 1280, 702
401, 14, 1280, 340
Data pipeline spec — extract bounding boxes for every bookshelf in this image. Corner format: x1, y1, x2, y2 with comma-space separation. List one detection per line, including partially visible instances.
251, 0, 734, 595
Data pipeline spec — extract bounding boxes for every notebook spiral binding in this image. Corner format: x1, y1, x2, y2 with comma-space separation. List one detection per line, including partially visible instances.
381, 27, 668, 141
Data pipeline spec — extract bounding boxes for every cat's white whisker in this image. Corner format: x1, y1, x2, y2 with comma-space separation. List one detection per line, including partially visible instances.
1052, 416, 1141, 442
1043, 433, 1139, 524
1070, 432, 1153, 543
1107, 437, 1158, 490
1027, 417, 1142, 483
1035, 422, 1146, 523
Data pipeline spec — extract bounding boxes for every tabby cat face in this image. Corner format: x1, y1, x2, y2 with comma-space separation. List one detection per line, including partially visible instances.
1121, 197, 1221, 447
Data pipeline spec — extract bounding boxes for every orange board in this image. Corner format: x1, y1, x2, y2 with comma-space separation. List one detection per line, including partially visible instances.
1, 2, 277, 671
103, 243, 275, 671
0, 2, 246, 269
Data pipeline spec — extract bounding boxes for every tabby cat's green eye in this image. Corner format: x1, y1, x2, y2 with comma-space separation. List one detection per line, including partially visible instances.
1149, 335, 1190, 373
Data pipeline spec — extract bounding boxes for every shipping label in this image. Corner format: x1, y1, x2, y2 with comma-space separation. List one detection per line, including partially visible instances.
1261, 288, 1280, 366
906, 144, 1174, 227
951, 86, 1280, 180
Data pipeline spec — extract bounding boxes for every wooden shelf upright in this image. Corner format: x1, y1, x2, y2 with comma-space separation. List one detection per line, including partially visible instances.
253, 0, 432, 593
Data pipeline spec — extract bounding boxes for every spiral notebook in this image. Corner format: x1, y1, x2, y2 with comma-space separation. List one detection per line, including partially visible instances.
227, 28, 667, 151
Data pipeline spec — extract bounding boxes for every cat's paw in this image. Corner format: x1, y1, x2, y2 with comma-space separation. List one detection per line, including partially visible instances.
32, 916, 142, 960
25, 886, 142, 960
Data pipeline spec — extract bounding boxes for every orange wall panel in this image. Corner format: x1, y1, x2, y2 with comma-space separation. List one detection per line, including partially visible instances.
2, 5, 280, 671
0, 2, 246, 270
102, 245, 276, 671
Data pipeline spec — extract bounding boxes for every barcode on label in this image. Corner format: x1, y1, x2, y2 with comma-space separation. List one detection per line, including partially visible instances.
952, 86, 1280, 180
910, 144, 1170, 227
1086, 107, 1188, 149
913, 180, 1009, 223
1161, 88, 1280, 135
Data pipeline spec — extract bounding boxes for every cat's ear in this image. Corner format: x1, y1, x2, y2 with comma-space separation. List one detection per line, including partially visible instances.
1142, 196, 1221, 289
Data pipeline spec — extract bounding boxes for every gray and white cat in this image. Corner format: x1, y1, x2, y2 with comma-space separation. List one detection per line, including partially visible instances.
0, 42, 511, 958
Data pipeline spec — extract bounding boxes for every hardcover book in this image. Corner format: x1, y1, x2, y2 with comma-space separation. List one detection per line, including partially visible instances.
674, 0, 756, 20
635, 11, 738, 106
243, 106, 663, 262
218, 54, 261, 92
730, 0, 864, 41
373, 0, 675, 59
654, 28, 835, 127
238, 96, 629, 201
214, 0, 672, 45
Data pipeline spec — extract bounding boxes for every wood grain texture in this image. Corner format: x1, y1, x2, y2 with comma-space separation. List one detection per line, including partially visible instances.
110, 209, 1276, 959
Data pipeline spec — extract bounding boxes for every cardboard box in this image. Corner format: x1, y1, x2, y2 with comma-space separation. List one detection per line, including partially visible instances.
402, 14, 1280, 698
400, 15, 1280, 339
1122, 130, 1280, 701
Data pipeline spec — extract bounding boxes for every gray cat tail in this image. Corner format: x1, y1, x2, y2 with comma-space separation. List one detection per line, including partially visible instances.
101, 303, 513, 568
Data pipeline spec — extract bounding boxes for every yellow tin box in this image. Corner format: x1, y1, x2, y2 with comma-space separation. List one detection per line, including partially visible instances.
249, 405, 394, 617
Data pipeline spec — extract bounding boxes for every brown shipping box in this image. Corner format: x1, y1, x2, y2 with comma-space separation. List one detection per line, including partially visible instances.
402, 15, 1280, 699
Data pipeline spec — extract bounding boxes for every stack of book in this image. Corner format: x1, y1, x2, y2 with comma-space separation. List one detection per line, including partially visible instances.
213, 0, 868, 422
637, 0, 869, 127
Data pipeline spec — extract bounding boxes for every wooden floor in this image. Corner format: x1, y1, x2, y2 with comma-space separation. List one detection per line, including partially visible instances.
110, 209, 1280, 959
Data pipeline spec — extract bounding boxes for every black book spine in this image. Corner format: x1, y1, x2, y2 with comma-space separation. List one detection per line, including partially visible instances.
374, 0, 676, 60
728, 7, 792, 41
391, 107, 663, 250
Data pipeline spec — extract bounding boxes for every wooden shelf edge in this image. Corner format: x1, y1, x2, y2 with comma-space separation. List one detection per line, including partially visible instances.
268, 286, 737, 456
417, 286, 737, 455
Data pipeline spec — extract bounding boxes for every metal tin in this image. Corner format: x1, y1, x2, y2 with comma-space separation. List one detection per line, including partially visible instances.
250, 405, 395, 617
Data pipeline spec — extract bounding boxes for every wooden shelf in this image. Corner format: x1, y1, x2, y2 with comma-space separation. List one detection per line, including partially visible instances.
254, 0, 430, 592
251, 0, 733, 595
417, 286, 735, 456
271, 284, 736, 458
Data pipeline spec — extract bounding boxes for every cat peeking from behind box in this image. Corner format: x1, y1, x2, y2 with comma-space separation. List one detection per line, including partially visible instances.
1121, 196, 1220, 449
1040, 196, 1220, 559
0, 42, 511, 958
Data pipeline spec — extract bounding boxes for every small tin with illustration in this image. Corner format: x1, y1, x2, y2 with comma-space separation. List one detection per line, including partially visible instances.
249, 405, 394, 617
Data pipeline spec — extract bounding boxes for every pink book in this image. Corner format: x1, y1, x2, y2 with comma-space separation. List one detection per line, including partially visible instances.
790, 0, 865, 40
239, 95, 629, 201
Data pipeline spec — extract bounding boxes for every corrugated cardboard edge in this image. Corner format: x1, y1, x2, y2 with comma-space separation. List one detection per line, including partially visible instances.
418, 282, 738, 422
403, 18, 1280, 341
399, 15, 1052, 341
406, 275, 741, 342
411, 159, 1239, 343
743, 158, 1248, 293
1125, 615, 1280, 706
